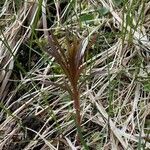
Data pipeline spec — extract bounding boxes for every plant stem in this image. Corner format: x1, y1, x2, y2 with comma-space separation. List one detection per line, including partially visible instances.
72, 86, 81, 126
72, 85, 82, 144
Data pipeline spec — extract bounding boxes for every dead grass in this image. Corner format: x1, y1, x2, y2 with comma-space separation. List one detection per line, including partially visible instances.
0, 0, 150, 150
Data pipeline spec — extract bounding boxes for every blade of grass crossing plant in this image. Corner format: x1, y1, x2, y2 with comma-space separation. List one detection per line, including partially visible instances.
65, 96, 89, 149
41, 79, 73, 96
72, 113, 89, 150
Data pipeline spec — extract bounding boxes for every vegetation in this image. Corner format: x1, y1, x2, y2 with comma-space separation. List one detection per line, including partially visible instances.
0, 0, 150, 149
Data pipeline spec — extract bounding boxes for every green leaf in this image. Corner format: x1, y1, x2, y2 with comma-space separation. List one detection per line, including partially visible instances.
144, 83, 150, 92
79, 13, 94, 22
98, 7, 109, 17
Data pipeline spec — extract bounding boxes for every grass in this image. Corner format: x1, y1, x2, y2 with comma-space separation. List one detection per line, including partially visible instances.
0, 0, 150, 149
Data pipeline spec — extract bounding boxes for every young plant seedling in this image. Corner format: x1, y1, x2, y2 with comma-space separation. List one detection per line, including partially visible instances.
45, 32, 84, 125
43, 30, 97, 144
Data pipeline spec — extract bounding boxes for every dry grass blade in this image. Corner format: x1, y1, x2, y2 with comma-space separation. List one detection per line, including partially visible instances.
88, 92, 128, 149
25, 127, 57, 150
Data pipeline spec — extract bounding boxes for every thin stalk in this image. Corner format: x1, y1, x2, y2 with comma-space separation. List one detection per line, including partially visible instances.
72, 85, 81, 126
